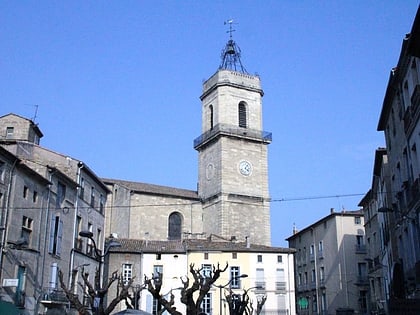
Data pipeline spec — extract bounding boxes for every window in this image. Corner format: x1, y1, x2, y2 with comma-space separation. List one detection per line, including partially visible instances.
79, 178, 85, 199
204, 252, 209, 260
90, 186, 95, 208
201, 264, 212, 278
311, 269, 316, 283
56, 182, 66, 208
276, 268, 286, 292
238, 102, 247, 128
16, 265, 26, 307
99, 194, 105, 214
153, 265, 163, 278
200, 293, 212, 314
354, 216, 361, 225
75, 216, 82, 249
257, 254, 262, 262
49, 215, 63, 256
156, 253, 161, 260
97, 228, 102, 252
23, 186, 28, 199
256, 268, 265, 289
232, 252, 237, 259
122, 264, 133, 285
318, 241, 323, 252
168, 212, 182, 240
358, 263, 368, 280
33, 191, 38, 203
230, 266, 241, 288
312, 294, 318, 312
152, 296, 161, 315
321, 292, 327, 312
6, 127, 14, 139
209, 105, 214, 130
277, 255, 283, 263
0, 161, 5, 182
21, 216, 33, 246
86, 223, 93, 255
319, 266, 325, 282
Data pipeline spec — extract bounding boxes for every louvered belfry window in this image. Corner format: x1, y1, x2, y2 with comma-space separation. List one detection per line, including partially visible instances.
238, 102, 247, 128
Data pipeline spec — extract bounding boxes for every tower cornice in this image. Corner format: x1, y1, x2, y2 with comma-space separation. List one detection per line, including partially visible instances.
200, 70, 263, 101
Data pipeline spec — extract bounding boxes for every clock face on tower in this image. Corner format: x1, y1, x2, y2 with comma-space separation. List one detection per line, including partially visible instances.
239, 160, 252, 176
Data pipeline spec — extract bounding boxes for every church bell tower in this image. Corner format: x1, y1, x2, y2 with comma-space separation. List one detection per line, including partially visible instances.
194, 23, 272, 245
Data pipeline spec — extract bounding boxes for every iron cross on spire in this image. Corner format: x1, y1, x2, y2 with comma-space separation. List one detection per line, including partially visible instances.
224, 19, 236, 39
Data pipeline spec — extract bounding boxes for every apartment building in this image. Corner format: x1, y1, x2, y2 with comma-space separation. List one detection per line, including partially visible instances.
0, 113, 109, 315
287, 210, 367, 315
106, 236, 296, 315
359, 6, 420, 314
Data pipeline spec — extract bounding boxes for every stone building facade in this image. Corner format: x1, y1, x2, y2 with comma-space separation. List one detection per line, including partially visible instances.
359, 6, 420, 314
106, 237, 295, 315
0, 113, 109, 315
287, 210, 368, 315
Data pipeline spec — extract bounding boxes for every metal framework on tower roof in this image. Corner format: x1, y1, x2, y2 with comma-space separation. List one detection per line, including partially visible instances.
219, 20, 248, 74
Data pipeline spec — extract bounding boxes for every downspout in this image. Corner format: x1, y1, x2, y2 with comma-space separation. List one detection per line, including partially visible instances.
287, 252, 292, 315
0, 159, 18, 282
68, 162, 84, 286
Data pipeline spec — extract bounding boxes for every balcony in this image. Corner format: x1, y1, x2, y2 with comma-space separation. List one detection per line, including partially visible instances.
355, 275, 369, 286
194, 123, 272, 149
254, 281, 266, 290
275, 281, 286, 293
355, 244, 367, 254
40, 288, 68, 306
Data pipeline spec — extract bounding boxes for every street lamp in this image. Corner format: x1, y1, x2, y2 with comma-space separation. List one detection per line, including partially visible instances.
215, 274, 248, 315
78, 231, 121, 314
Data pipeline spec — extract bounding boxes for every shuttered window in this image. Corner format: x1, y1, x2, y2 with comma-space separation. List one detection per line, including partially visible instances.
238, 102, 247, 128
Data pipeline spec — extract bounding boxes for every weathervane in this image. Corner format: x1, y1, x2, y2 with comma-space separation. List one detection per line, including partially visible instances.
219, 19, 248, 74
225, 19, 236, 39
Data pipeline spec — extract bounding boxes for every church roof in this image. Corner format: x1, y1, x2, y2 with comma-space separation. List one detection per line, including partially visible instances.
108, 238, 295, 254
102, 178, 199, 200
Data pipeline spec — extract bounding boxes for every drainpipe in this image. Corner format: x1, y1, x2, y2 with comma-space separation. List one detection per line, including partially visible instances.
0, 159, 18, 282
68, 162, 84, 286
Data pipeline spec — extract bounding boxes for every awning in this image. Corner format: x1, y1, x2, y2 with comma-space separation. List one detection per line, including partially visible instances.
0, 301, 25, 315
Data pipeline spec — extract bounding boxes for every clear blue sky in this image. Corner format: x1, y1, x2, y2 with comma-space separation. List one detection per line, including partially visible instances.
1, 1, 418, 246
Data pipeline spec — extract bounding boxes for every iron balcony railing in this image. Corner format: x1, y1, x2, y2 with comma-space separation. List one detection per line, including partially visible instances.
40, 288, 68, 305
194, 123, 272, 149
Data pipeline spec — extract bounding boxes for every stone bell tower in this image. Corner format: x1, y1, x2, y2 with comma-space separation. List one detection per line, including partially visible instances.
194, 23, 272, 245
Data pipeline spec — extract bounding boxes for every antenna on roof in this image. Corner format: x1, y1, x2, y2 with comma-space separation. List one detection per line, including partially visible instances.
25, 104, 39, 123
219, 19, 248, 74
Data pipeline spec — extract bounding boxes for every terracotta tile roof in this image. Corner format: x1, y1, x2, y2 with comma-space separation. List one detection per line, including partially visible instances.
102, 178, 199, 200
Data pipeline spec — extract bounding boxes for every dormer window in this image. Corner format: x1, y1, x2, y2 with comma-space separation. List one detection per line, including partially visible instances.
238, 102, 247, 128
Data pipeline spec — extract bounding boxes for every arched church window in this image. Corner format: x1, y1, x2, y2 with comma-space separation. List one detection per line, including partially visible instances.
168, 212, 182, 240
238, 102, 247, 128
209, 105, 214, 130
